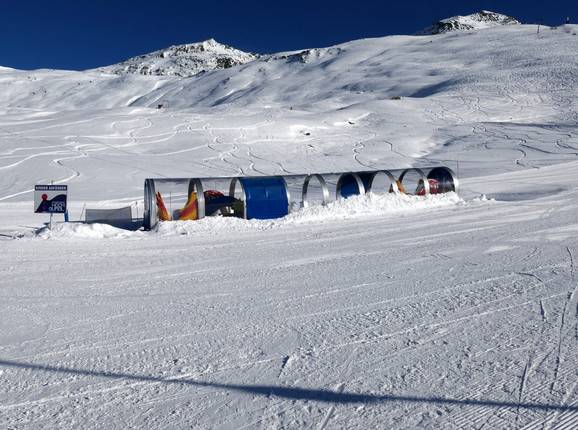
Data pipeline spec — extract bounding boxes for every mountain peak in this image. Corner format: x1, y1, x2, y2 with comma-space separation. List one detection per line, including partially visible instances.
99, 39, 259, 77
418, 10, 520, 35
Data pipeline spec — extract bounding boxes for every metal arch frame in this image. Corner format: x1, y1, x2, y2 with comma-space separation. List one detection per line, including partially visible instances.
280, 176, 292, 214
187, 178, 205, 219
366, 170, 399, 195
399, 168, 430, 196
427, 166, 459, 195
336, 172, 366, 199
144, 178, 157, 230
302, 174, 330, 208
229, 177, 247, 219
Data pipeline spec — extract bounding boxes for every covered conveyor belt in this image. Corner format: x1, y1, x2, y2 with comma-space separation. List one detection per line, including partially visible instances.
143, 166, 458, 230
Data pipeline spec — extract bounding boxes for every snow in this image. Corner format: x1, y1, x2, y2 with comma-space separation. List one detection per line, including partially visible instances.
1, 16, 578, 429
282, 192, 464, 224
97, 38, 259, 77
35, 222, 142, 240
418, 10, 520, 35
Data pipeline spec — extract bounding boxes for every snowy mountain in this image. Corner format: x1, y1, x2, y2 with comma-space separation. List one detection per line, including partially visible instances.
418, 10, 520, 35
0, 22, 575, 115
0, 18, 577, 211
0, 16, 577, 194
98, 38, 259, 77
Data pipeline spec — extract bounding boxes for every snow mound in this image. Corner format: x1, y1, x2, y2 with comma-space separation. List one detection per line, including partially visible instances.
155, 192, 464, 236
36, 222, 142, 240
285, 192, 463, 223
98, 38, 259, 77
156, 217, 275, 236
418, 10, 520, 35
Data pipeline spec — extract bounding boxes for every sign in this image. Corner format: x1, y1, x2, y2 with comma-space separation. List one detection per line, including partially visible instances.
34, 185, 68, 214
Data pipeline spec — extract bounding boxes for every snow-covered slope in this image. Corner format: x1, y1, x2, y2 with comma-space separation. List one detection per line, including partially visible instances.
418, 10, 520, 35
2, 164, 578, 429
1, 22, 577, 203
98, 38, 258, 77
1, 12, 578, 430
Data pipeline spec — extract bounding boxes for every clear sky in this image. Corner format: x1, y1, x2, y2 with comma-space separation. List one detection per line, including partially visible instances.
1, 0, 576, 70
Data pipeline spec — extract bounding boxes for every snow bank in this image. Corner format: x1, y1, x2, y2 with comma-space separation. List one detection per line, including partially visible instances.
284, 192, 463, 224
155, 192, 465, 237
36, 222, 142, 240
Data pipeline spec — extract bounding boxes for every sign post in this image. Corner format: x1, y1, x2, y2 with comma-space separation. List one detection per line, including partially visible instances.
34, 185, 68, 229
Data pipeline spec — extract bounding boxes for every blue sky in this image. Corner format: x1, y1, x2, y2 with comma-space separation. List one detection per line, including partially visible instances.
1, 1, 576, 70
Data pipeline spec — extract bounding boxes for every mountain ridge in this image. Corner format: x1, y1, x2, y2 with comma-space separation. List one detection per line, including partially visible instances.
97, 38, 259, 77
0, 22, 576, 112
418, 10, 520, 35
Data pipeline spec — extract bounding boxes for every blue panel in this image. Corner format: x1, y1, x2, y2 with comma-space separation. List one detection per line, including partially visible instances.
358, 173, 373, 191
240, 177, 289, 220
339, 174, 361, 198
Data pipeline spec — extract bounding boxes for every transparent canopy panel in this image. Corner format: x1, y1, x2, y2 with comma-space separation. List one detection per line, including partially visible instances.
144, 177, 241, 230
363, 170, 399, 194
398, 168, 428, 196
268, 174, 305, 213
426, 166, 458, 194
301, 174, 330, 208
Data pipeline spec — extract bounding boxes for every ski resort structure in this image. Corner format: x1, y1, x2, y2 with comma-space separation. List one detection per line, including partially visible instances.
143, 166, 458, 229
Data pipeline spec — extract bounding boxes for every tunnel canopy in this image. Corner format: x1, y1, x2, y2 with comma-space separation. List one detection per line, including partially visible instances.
143, 166, 458, 230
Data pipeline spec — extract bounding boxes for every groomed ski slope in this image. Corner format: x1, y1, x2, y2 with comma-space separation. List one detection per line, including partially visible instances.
1, 165, 578, 428
0, 22, 577, 429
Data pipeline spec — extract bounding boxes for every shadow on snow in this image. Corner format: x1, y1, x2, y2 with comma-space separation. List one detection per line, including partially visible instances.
1, 358, 577, 412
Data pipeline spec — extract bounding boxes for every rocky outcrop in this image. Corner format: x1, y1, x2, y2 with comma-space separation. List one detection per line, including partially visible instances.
98, 38, 259, 77
418, 11, 520, 35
